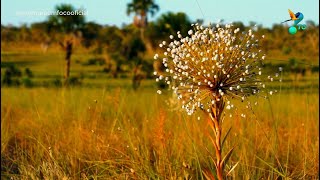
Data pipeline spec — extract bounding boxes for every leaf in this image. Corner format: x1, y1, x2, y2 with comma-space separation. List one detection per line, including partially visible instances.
207, 117, 216, 133
211, 107, 217, 118
202, 169, 216, 180
226, 161, 239, 176
221, 127, 232, 149
221, 147, 235, 170
208, 134, 218, 151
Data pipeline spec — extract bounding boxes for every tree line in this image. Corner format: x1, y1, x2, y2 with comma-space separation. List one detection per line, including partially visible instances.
1, 2, 319, 88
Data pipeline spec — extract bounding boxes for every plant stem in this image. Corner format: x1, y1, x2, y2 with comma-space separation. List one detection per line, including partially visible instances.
209, 99, 225, 180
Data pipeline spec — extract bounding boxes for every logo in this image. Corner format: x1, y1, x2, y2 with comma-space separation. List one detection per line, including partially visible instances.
282, 9, 307, 35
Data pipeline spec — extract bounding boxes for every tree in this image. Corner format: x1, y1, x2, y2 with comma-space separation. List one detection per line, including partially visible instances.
80, 22, 102, 48
146, 12, 191, 47
126, 0, 159, 45
126, 0, 159, 28
122, 33, 146, 90
47, 4, 85, 85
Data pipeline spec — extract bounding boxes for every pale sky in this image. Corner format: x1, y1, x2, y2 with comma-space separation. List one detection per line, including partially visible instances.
1, 0, 319, 28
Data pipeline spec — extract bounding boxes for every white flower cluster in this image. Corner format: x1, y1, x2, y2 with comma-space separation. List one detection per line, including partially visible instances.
154, 23, 273, 116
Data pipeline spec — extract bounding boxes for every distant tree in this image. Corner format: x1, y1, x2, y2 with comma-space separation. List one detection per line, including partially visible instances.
126, 0, 159, 43
126, 0, 159, 28
146, 12, 191, 48
47, 4, 85, 85
81, 22, 102, 48
30, 22, 51, 51
1, 25, 20, 42
196, 19, 204, 25
121, 27, 146, 90
232, 21, 245, 31
102, 26, 126, 77
19, 24, 31, 42
305, 20, 319, 54
127, 39, 145, 89
306, 20, 316, 28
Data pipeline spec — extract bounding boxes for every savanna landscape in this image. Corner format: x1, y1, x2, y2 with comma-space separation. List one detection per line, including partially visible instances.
1, 1, 319, 179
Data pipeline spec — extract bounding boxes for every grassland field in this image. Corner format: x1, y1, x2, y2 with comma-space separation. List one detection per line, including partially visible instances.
1, 51, 319, 179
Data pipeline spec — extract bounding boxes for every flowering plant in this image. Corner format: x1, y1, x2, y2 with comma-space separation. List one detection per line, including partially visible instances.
154, 23, 274, 179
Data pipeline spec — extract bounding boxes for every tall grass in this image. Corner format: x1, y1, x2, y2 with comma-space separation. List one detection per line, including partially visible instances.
1, 86, 318, 179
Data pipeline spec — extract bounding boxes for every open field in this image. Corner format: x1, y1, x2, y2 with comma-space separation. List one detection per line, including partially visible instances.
1, 50, 319, 179
1, 85, 319, 179
1, 46, 319, 180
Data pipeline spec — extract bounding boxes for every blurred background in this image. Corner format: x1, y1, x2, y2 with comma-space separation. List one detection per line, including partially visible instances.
1, 0, 319, 89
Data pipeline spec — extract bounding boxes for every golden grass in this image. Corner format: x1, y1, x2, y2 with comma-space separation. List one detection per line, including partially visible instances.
1, 87, 319, 179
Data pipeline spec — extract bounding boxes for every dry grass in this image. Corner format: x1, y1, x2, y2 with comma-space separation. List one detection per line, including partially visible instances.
1, 87, 319, 179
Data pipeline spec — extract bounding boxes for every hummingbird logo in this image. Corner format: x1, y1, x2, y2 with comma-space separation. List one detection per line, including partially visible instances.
282, 9, 307, 35
282, 9, 304, 25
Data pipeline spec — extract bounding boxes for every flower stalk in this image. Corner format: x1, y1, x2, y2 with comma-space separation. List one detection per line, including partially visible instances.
154, 23, 274, 179
209, 97, 225, 179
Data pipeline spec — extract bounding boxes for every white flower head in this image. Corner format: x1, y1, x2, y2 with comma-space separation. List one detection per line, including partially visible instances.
155, 24, 271, 115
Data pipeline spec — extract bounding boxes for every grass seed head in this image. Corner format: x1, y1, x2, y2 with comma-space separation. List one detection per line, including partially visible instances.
155, 23, 271, 115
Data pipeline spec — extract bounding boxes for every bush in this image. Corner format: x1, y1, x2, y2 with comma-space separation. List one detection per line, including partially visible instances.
22, 77, 33, 87
102, 67, 110, 73
51, 78, 62, 87
311, 65, 319, 73
6, 64, 22, 77
82, 58, 105, 66
66, 77, 82, 86
24, 68, 33, 78
1, 65, 22, 86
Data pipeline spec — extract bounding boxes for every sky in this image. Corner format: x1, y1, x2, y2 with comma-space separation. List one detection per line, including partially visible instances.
1, 0, 319, 28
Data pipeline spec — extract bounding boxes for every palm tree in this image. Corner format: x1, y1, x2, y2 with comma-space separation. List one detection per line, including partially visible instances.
48, 4, 85, 85
126, 0, 159, 39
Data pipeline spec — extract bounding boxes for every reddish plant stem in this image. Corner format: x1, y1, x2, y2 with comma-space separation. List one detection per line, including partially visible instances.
210, 98, 225, 180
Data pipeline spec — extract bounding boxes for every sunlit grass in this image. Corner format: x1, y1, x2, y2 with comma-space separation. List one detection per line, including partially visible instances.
1, 85, 318, 179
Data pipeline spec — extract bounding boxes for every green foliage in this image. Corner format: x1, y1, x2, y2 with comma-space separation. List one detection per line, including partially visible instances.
51, 78, 63, 87
66, 76, 82, 86
146, 12, 191, 47
5, 64, 22, 77
311, 65, 319, 73
123, 35, 146, 61
232, 21, 246, 31
127, 0, 159, 17
22, 77, 33, 87
25, 68, 33, 78
82, 57, 106, 66
81, 22, 102, 48
287, 58, 308, 75
47, 4, 85, 33
1, 64, 22, 86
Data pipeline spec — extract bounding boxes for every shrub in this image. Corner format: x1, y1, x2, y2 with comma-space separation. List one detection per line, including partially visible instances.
1, 65, 22, 86
22, 77, 33, 87
82, 58, 105, 66
311, 65, 319, 73
51, 78, 62, 87
66, 77, 81, 86
24, 68, 33, 78
7, 64, 22, 77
